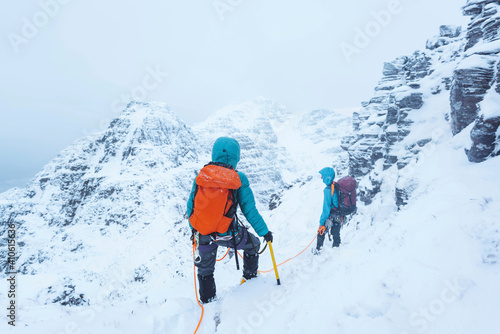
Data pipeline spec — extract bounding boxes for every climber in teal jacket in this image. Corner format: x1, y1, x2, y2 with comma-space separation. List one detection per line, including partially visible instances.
315, 167, 342, 252
187, 137, 269, 237
187, 137, 273, 303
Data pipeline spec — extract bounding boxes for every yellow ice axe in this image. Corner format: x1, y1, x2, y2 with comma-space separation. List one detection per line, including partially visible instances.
268, 241, 281, 285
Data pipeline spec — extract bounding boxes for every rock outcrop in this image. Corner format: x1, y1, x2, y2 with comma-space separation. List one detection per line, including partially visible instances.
343, 0, 500, 207
342, 51, 437, 205
458, 0, 500, 162
343, 25, 465, 207
450, 55, 496, 135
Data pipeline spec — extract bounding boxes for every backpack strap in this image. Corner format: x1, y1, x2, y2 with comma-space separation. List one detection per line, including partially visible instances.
347, 191, 353, 207
329, 182, 341, 217
224, 189, 238, 219
206, 161, 235, 170
330, 182, 340, 208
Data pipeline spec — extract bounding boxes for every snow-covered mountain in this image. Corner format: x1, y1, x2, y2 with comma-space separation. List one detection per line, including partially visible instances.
1, 102, 203, 308
1, 1, 499, 333
0, 99, 351, 332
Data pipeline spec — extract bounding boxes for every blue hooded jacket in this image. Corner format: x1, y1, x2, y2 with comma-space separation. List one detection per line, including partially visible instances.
319, 167, 339, 226
187, 137, 269, 237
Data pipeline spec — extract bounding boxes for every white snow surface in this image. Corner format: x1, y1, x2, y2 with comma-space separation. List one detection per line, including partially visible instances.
1, 100, 499, 334
480, 84, 500, 119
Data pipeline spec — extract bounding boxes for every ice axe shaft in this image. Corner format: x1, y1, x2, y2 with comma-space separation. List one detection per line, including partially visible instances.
268, 241, 281, 285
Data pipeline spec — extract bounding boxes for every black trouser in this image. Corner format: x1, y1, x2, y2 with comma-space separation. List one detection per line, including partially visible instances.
316, 216, 342, 250
194, 227, 261, 302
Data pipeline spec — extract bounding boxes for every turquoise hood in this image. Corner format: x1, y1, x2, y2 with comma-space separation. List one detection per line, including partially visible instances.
212, 137, 240, 169
319, 167, 335, 186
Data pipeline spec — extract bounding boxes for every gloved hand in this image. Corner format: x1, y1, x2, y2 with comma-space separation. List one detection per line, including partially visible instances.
263, 231, 273, 243
318, 225, 326, 235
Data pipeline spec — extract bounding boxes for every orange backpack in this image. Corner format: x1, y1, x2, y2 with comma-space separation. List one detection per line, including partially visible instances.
189, 163, 242, 235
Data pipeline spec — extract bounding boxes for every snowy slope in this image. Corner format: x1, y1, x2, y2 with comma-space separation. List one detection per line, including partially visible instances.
191, 125, 500, 334
2, 0, 500, 332
0, 99, 352, 334
0, 101, 498, 333
2, 112, 498, 334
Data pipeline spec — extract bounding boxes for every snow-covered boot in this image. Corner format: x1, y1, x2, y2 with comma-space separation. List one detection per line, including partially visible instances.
198, 274, 216, 304
242, 253, 259, 280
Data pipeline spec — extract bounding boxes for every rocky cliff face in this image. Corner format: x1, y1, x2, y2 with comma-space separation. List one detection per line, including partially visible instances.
458, 0, 500, 162
342, 51, 431, 179
343, 0, 500, 208
342, 34, 463, 207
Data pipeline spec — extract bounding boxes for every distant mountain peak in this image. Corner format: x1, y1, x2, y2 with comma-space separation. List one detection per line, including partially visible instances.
204, 97, 289, 124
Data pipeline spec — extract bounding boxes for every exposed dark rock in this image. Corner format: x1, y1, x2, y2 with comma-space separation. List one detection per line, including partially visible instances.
463, 0, 492, 50
427, 37, 452, 51
404, 52, 433, 81
443, 77, 452, 90
395, 187, 409, 208
396, 93, 424, 110
386, 106, 399, 125
52, 285, 87, 306
375, 85, 395, 91
496, 61, 500, 95
450, 55, 496, 135
382, 62, 400, 77
466, 115, 500, 162
417, 139, 432, 147
440, 25, 462, 38
481, 4, 500, 43
383, 155, 398, 171
431, 85, 442, 95
134, 265, 150, 283
269, 193, 282, 210
425, 25, 461, 51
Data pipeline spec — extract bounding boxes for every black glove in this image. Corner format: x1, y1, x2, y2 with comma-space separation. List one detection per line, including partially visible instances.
263, 231, 273, 243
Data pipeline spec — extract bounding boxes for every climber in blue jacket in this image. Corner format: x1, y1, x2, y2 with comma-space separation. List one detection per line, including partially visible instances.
187, 137, 273, 303
315, 167, 342, 252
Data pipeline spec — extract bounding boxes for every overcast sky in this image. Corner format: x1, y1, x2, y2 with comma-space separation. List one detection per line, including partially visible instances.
0, 0, 468, 192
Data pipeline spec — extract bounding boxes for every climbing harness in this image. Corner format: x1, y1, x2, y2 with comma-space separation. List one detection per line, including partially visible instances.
236, 216, 268, 255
